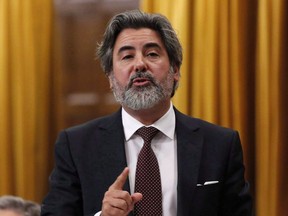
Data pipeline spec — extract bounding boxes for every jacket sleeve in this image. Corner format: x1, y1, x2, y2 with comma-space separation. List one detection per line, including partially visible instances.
41, 130, 83, 216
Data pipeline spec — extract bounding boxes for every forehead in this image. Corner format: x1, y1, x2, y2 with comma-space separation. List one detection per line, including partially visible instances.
113, 28, 165, 49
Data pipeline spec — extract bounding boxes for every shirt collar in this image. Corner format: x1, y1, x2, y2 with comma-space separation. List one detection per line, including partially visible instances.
122, 102, 176, 141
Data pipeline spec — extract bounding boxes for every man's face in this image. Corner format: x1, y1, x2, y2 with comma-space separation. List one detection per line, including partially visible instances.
110, 28, 179, 110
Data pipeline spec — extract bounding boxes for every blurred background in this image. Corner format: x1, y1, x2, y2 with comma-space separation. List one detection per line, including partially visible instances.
0, 0, 287, 215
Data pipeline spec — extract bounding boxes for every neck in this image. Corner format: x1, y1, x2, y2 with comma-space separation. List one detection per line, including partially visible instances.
123, 100, 171, 125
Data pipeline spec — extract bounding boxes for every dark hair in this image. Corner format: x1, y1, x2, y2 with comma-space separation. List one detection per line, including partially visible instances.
0, 195, 40, 216
97, 9, 183, 76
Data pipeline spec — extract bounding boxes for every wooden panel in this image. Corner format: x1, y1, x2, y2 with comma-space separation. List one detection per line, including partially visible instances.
53, 0, 139, 129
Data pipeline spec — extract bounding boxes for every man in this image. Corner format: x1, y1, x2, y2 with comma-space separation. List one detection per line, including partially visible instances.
0, 195, 40, 216
41, 10, 252, 216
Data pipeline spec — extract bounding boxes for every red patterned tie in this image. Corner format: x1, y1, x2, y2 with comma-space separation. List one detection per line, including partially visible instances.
134, 126, 163, 216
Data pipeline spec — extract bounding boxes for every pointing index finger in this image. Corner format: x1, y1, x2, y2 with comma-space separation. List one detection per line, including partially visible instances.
109, 167, 129, 190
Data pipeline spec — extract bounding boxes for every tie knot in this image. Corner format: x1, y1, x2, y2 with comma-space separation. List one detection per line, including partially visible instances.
136, 126, 159, 143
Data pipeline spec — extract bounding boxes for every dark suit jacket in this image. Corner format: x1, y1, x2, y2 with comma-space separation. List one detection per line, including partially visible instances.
41, 108, 252, 216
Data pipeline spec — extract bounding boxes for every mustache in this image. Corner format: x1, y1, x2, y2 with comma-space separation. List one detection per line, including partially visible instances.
127, 71, 156, 88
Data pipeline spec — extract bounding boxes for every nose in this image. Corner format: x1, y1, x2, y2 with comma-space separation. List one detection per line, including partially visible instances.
134, 55, 147, 72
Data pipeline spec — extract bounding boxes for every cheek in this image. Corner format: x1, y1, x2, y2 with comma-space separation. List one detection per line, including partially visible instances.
113, 62, 133, 83
153, 65, 172, 81
112, 71, 131, 87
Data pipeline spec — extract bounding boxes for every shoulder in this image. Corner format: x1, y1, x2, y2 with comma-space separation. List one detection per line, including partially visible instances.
174, 108, 237, 135
53, 109, 123, 152
67, 109, 121, 131
174, 108, 240, 151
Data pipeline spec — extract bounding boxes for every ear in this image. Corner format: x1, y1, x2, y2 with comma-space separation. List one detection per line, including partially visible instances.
108, 74, 113, 89
173, 66, 180, 82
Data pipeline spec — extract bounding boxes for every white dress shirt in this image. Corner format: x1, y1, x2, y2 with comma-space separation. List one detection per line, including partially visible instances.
95, 103, 177, 216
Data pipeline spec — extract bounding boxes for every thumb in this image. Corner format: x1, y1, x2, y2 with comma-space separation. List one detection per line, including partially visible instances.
131, 192, 143, 204
127, 193, 142, 212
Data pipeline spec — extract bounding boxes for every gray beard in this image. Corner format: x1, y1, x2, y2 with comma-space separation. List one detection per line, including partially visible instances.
110, 70, 175, 110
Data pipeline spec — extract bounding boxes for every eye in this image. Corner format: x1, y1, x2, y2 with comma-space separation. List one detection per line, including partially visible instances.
122, 54, 133, 60
147, 52, 159, 58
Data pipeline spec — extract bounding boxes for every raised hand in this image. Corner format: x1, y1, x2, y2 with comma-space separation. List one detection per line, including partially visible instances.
101, 167, 142, 216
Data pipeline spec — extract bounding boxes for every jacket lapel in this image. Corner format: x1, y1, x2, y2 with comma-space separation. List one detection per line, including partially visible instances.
97, 109, 131, 193
101, 109, 133, 216
175, 109, 204, 216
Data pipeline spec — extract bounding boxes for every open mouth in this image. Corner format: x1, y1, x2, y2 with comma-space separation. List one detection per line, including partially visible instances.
132, 77, 151, 86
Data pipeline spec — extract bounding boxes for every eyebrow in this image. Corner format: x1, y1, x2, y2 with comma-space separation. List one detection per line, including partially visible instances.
143, 42, 162, 50
117, 45, 135, 55
116, 42, 162, 55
